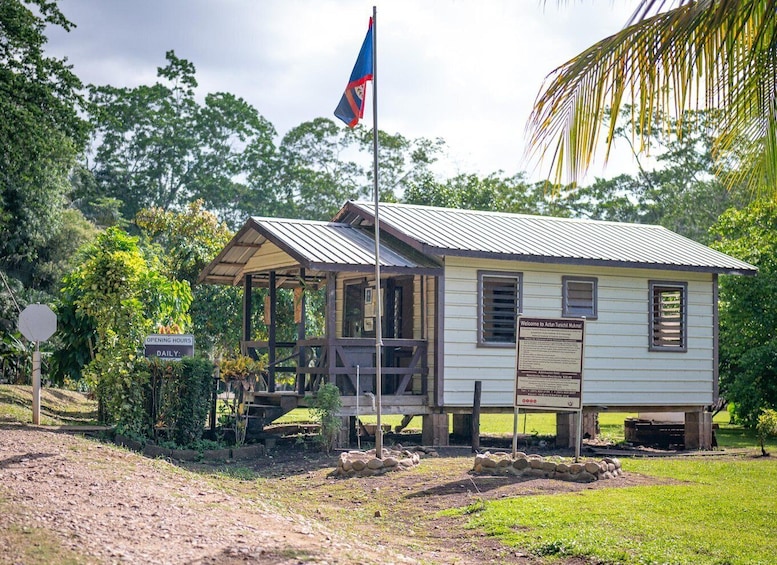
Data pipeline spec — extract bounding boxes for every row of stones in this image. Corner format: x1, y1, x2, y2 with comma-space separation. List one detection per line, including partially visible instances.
473, 451, 622, 483
335, 447, 427, 477
114, 434, 264, 462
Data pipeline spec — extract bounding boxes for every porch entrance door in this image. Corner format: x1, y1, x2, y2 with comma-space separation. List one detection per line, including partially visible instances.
383, 277, 414, 394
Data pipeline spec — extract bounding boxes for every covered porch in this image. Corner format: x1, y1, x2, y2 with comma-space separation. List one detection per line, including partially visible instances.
198, 216, 444, 424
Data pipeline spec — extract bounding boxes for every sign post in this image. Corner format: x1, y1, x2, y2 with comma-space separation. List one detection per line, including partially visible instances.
18, 304, 57, 425
514, 316, 586, 461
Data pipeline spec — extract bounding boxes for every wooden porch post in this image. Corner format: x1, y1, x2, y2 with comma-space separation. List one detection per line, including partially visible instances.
297, 268, 307, 395
326, 273, 337, 384
269, 270, 277, 393
434, 275, 445, 408
242, 274, 253, 348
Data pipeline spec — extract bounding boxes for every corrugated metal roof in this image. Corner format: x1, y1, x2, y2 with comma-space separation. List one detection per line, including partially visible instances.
256, 217, 438, 270
198, 216, 442, 285
342, 201, 757, 275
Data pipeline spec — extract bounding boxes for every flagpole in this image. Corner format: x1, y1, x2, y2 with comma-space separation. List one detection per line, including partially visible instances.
371, 4, 383, 459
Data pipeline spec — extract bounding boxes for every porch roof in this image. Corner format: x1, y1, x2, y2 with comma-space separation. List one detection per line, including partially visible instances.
198, 216, 442, 286
335, 201, 757, 276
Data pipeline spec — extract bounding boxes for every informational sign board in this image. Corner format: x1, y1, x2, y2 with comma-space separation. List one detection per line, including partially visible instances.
515, 317, 585, 410
144, 334, 195, 361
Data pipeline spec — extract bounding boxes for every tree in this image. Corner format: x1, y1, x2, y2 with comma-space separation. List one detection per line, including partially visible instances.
355, 128, 444, 203
278, 118, 445, 221
403, 171, 573, 217
0, 0, 89, 282
712, 201, 777, 426
135, 200, 232, 283
52, 228, 192, 408
87, 51, 277, 226
527, 2, 777, 195
277, 118, 371, 221
567, 109, 748, 244
135, 201, 242, 356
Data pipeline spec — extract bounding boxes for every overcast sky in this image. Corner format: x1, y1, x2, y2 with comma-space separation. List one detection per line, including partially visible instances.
45, 1, 639, 181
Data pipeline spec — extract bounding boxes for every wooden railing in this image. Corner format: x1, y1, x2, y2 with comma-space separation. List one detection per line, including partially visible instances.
241, 338, 427, 397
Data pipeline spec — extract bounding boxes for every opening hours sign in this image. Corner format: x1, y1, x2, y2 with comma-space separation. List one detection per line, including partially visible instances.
515, 317, 585, 410
144, 334, 195, 361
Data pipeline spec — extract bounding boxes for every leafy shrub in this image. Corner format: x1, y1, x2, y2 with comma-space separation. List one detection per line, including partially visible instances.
756, 409, 777, 456
150, 356, 214, 447
312, 382, 341, 453
99, 354, 151, 438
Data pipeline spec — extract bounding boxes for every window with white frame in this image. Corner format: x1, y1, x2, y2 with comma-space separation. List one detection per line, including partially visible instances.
478, 271, 521, 346
649, 281, 687, 351
562, 276, 597, 319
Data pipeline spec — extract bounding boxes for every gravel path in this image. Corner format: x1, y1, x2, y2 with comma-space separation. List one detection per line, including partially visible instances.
0, 425, 415, 564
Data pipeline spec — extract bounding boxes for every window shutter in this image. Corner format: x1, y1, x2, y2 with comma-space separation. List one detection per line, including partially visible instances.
651, 284, 685, 349
482, 276, 518, 343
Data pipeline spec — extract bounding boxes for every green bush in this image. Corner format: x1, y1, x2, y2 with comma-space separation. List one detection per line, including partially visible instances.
312, 383, 342, 454
103, 356, 151, 438
149, 356, 214, 447
756, 409, 777, 456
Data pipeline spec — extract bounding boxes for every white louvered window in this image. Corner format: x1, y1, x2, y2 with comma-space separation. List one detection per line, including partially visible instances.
478, 272, 521, 346
649, 281, 687, 351
562, 276, 598, 319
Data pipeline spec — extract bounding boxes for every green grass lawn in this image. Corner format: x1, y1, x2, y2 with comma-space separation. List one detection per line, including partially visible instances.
455, 456, 777, 564
282, 407, 774, 451
0, 385, 97, 426
282, 409, 635, 443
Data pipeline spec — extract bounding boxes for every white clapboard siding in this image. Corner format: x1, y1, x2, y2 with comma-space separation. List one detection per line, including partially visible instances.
442, 257, 715, 408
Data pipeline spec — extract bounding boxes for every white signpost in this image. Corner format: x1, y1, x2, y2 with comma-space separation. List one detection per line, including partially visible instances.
514, 316, 586, 461
18, 304, 57, 425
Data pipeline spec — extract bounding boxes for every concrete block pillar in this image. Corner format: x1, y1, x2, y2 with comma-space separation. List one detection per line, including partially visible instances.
335, 416, 351, 449
556, 412, 576, 449
583, 411, 599, 440
684, 411, 713, 450
451, 414, 472, 441
422, 412, 449, 446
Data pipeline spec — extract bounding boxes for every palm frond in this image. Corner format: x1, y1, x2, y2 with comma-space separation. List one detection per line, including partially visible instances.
528, 0, 777, 192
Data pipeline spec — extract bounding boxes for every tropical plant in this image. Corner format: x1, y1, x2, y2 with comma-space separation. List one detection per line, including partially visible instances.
311, 382, 342, 454
219, 355, 265, 385
528, 1, 777, 195
217, 355, 267, 446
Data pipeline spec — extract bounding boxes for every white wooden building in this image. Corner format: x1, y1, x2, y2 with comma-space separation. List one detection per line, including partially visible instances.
199, 201, 756, 448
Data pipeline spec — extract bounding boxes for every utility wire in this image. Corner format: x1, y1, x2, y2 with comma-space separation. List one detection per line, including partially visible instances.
0, 269, 23, 315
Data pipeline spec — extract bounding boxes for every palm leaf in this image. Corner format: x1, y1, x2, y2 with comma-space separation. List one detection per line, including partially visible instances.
527, 0, 777, 194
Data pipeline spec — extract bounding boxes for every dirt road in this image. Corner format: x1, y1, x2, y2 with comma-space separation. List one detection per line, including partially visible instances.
0, 425, 416, 564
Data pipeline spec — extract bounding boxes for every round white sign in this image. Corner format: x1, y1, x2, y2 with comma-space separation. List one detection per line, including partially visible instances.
18, 304, 57, 342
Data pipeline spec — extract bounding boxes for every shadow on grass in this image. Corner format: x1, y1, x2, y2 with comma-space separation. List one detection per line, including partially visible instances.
0, 388, 98, 425
405, 475, 518, 499
182, 442, 340, 480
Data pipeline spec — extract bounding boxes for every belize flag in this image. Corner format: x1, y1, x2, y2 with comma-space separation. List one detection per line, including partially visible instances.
334, 18, 374, 127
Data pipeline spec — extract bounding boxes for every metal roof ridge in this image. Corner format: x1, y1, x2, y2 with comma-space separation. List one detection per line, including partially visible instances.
348, 201, 668, 229
251, 216, 348, 227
